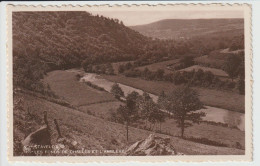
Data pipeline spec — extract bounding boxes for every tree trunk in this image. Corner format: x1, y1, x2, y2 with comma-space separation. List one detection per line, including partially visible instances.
126, 121, 129, 142
180, 116, 185, 138
181, 125, 185, 138
151, 123, 155, 131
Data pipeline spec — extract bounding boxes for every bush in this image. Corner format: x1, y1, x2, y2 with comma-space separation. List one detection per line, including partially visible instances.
183, 136, 228, 147
124, 69, 142, 77
85, 81, 105, 91
75, 74, 82, 80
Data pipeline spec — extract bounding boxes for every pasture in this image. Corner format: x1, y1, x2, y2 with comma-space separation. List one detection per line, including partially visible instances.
79, 101, 123, 120
102, 75, 244, 112
44, 70, 116, 107
179, 65, 228, 77
194, 55, 225, 69
136, 59, 179, 74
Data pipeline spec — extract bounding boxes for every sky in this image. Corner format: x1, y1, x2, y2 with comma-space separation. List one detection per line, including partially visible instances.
87, 10, 244, 26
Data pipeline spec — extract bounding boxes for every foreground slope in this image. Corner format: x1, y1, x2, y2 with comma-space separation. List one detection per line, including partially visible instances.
14, 91, 244, 156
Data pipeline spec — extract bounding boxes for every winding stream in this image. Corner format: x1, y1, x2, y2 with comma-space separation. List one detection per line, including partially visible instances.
67, 69, 245, 131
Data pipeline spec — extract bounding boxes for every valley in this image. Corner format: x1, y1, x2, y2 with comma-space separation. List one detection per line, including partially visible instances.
41, 70, 245, 149
12, 11, 246, 156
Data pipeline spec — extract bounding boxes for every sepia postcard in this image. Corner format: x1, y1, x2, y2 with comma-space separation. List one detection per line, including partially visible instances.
6, 3, 252, 163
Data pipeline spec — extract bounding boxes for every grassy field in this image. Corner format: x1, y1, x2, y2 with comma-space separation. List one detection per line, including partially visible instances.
44, 70, 116, 107
136, 59, 179, 74
156, 118, 244, 149
13, 91, 244, 155
102, 75, 244, 112
84, 105, 245, 149
179, 65, 228, 77
194, 55, 225, 67
79, 101, 123, 120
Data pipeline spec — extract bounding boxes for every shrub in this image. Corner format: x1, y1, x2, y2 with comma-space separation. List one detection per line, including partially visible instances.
85, 81, 105, 91
183, 136, 228, 147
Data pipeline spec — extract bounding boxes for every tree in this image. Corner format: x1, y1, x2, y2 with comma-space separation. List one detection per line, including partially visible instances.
158, 90, 166, 109
116, 91, 140, 141
224, 54, 241, 81
237, 52, 245, 94
118, 64, 125, 73
218, 41, 226, 49
138, 92, 166, 131
163, 86, 205, 138
155, 69, 165, 80
125, 62, 133, 70
110, 83, 124, 99
180, 56, 194, 68
106, 63, 114, 75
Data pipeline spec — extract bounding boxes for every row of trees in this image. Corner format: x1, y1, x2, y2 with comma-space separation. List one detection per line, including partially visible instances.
110, 83, 205, 141
82, 62, 115, 75
118, 56, 195, 75
115, 54, 244, 94
121, 67, 242, 93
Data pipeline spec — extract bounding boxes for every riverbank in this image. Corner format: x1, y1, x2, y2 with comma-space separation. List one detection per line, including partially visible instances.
76, 71, 244, 130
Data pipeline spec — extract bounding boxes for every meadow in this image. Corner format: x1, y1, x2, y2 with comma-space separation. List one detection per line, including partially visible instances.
79, 101, 123, 120
44, 70, 116, 107
194, 55, 225, 69
179, 65, 228, 77
102, 75, 244, 112
136, 59, 179, 74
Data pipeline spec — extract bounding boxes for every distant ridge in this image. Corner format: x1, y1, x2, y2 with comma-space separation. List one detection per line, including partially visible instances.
130, 18, 244, 40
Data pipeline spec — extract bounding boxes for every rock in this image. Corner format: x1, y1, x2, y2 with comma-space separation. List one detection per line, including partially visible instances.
56, 137, 79, 150
21, 125, 51, 155
125, 134, 178, 156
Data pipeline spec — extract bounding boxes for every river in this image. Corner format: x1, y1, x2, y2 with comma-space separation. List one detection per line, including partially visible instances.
67, 69, 245, 131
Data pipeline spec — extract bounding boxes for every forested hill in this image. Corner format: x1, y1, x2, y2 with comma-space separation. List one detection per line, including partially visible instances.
130, 19, 244, 40
13, 12, 149, 90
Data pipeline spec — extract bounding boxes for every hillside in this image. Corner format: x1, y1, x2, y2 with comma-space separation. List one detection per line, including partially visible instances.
13, 11, 148, 90
130, 19, 244, 40
13, 90, 244, 156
